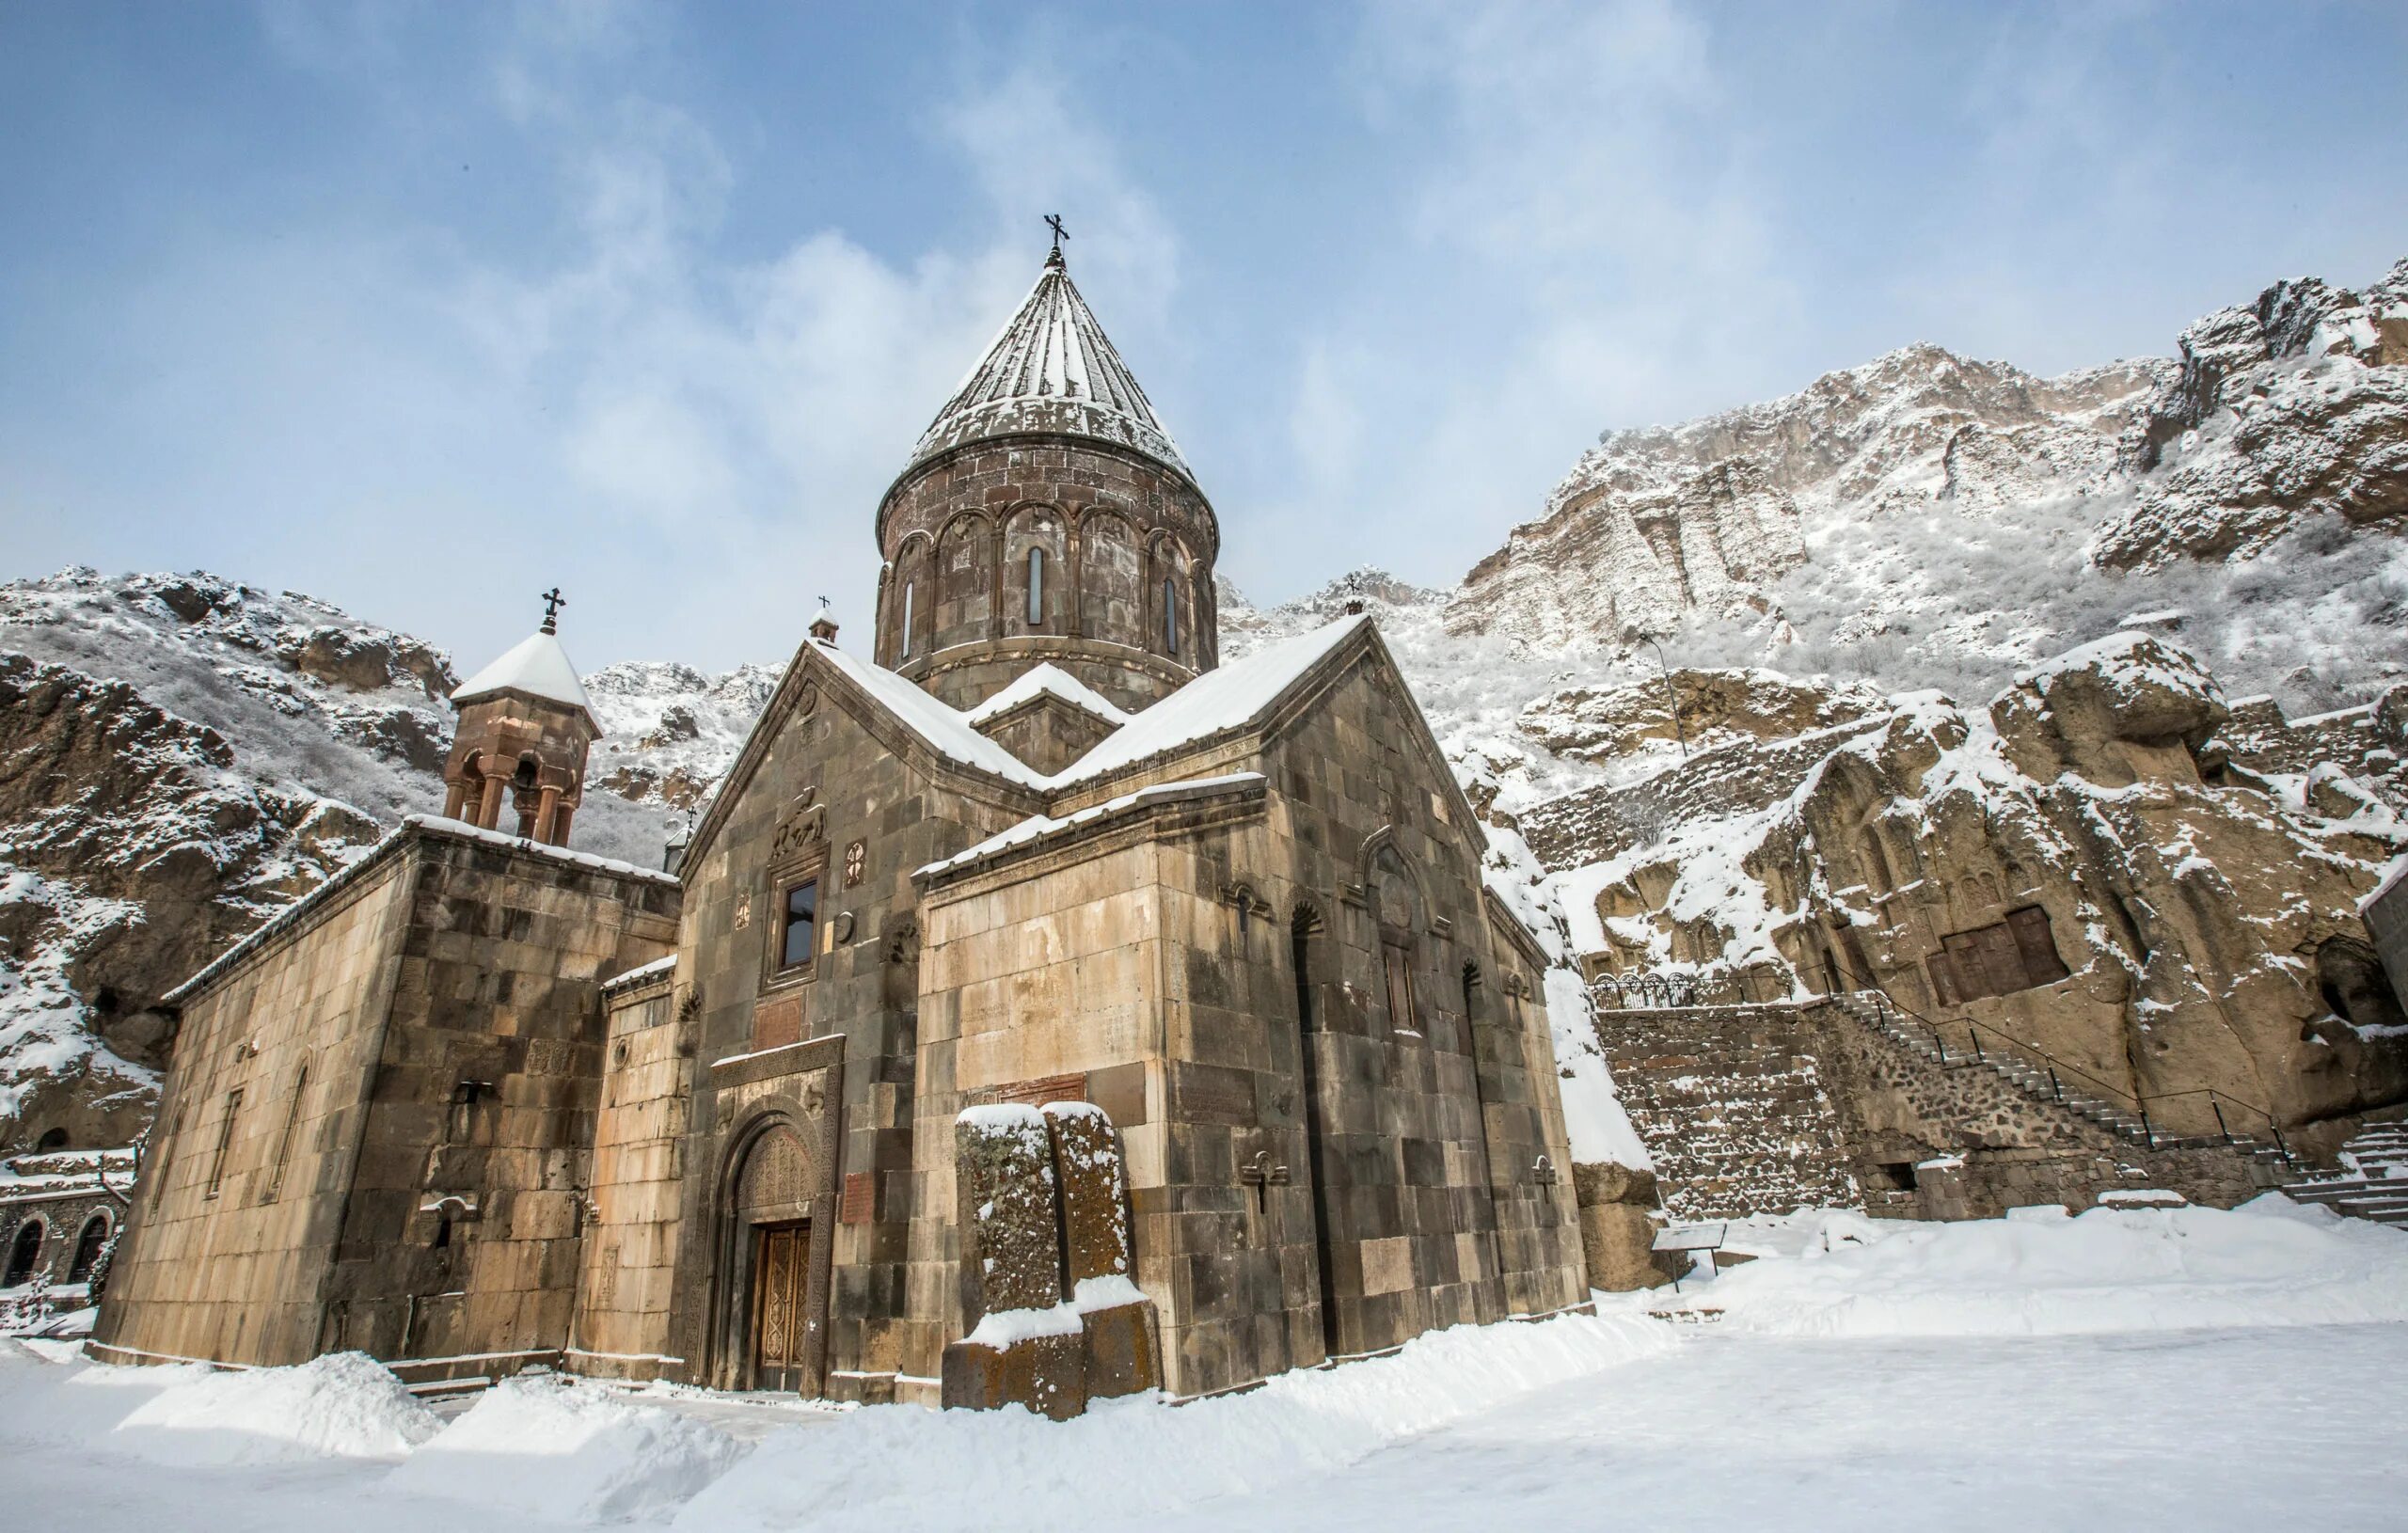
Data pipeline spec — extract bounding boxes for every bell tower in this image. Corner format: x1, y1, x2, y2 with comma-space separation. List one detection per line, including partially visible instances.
872, 227, 1221, 715
441, 589, 599, 847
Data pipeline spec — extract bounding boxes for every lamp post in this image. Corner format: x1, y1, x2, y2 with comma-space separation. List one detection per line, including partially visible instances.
1640, 634, 1688, 758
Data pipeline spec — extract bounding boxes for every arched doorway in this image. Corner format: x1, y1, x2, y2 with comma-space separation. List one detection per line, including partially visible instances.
68, 1213, 109, 1284
726, 1121, 817, 1394
6, 1220, 43, 1287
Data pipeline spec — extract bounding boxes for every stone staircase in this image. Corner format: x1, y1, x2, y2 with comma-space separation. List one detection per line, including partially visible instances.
2279, 1121, 2408, 1227
1825, 992, 2297, 1183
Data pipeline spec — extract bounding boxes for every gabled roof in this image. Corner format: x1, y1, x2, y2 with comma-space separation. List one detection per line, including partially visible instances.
686, 617, 1379, 870
961, 662, 1133, 728
1045, 617, 1366, 787
906, 251, 1191, 479
452, 628, 597, 726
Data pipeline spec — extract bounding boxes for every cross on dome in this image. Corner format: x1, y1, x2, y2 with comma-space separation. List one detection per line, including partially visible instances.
904, 235, 1189, 477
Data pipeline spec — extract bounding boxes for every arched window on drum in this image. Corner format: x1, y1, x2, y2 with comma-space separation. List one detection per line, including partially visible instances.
1007, 507, 1066, 635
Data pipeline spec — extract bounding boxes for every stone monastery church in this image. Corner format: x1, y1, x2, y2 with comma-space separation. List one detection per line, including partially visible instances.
92, 244, 1590, 1413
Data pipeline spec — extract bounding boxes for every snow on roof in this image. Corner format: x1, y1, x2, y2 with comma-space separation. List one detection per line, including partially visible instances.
452, 628, 595, 720
1045, 616, 1368, 787
165, 814, 676, 1004
962, 662, 1132, 727
805, 640, 1053, 788
809, 615, 1367, 797
917, 773, 1266, 878
601, 954, 677, 992
906, 253, 1192, 478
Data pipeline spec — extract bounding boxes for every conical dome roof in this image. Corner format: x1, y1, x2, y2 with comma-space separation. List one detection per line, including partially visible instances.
452, 627, 596, 727
908, 250, 1190, 478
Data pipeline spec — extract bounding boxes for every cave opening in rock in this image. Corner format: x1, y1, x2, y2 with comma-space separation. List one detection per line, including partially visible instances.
2313, 937, 2405, 1034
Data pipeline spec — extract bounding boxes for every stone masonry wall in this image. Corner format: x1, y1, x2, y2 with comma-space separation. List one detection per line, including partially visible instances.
571, 974, 689, 1378
1597, 999, 2267, 1223
1592, 1004, 1859, 1221
94, 851, 418, 1368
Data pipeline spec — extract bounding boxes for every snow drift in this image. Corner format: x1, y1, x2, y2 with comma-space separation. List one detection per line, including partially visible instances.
1658, 1197, 2408, 1336
110, 1351, 437, 1465
674, 1308, 1673, 1532
389, 1374, 749, 1524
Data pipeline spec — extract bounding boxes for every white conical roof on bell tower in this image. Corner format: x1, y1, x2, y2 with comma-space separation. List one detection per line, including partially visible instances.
452, 628, 595, 724
908, 249, 1191, 478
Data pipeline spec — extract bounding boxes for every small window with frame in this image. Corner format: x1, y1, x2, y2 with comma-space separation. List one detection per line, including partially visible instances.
778, 877, 820, 974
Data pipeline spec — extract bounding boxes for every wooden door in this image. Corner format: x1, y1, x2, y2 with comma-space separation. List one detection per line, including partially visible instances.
750, 1220, 810, 1392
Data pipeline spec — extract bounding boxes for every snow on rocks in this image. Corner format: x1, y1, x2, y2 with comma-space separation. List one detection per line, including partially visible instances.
110, 1351, 438, 1465
1653, 1197, 2408, 1337
388, 1374, 749, 1524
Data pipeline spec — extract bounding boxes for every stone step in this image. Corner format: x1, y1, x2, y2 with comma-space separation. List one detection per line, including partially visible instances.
2284, 1180, 2386, 1203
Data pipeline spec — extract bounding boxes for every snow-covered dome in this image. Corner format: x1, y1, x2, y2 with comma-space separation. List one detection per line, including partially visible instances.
907, 248, 1190, 479
452, 628, 595, 723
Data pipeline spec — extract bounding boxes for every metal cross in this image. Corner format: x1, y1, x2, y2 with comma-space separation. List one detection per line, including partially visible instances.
539, 587, 566, 633
1045, 213, 1069, 255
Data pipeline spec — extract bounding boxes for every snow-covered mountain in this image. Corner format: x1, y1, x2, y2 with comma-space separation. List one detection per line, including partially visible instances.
7, 254, 2404, 1161
1454, 258, 2408, 718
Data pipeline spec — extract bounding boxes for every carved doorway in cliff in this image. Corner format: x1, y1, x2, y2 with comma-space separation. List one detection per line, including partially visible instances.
749, 1219, 811, 1394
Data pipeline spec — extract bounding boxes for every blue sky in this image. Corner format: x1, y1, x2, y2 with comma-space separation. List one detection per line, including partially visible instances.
4, 1, 2405, 673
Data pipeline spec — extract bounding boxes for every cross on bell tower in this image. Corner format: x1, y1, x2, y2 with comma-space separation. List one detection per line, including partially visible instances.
539, 586, 567, 634
1044, 213, 1068, 270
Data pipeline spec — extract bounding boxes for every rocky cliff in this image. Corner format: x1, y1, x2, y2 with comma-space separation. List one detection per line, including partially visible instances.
8, 257, 2403, 1178
1452, 257, 2408, 719
1535, 636, 2407, 1156
0, 570, 726, 1150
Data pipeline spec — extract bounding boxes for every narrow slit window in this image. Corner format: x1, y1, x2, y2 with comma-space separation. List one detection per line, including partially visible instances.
263, 1064, 309, 1203
1026, 547, 1046, 624
1383, 945, 1418, 1035
900, 581, 916, 657
781, 879, 819, 971
205, 1087, 244, 1199
1163, 577, 1180, 656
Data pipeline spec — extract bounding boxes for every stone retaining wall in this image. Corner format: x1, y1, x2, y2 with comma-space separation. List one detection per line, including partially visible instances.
1595, 1000, 2270, 1222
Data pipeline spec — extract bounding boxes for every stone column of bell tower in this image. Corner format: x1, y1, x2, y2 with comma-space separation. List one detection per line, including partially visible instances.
441, 594, 600, 847
871, 245, 1221, 716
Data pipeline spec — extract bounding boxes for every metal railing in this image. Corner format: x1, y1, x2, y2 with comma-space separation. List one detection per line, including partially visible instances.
1590, 965, 2296, 1166
1854, 989, 2293, 1165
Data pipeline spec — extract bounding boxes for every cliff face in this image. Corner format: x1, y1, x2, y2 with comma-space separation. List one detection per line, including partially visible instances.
1450, 258, 2408, 721
10, 258, 2405, 1176
2100, 261, 2408, 568
1453, 346, 2170, 649
1537, 639, 2407, 1155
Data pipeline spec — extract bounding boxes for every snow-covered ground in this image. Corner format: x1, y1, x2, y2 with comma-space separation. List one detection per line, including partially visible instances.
8, 1198, 2403, 1531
